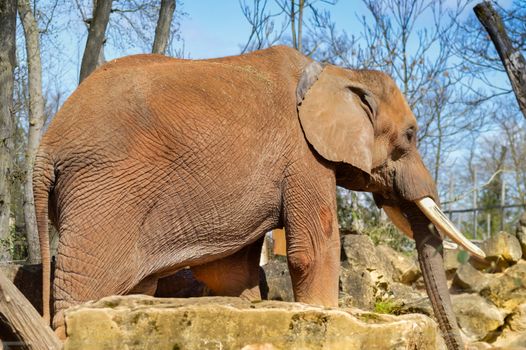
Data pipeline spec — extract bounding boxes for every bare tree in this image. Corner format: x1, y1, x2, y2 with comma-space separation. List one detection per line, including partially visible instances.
0, 0, 17, 261
79, 0, 112, 83
474, 1, 526, 119
18, 0, 46, 263
240, 0, 336, 54
454, 0, 525, 106
290, 1, 297, 49
285, 0, 305, 51
74, 0, 185, 57
152, 0, 176, 54
240, 0, 287, 53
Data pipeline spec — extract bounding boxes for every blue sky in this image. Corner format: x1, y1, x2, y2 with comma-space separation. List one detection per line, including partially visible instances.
178, 1, 369, 58
176, 0, 511, 59
41, 0, 512, 97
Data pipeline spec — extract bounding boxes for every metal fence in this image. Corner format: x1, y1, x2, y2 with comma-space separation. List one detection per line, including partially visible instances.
443, 203, 526, 240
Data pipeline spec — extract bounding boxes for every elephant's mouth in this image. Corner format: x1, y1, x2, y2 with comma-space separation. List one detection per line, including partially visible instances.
382, 197, 485, 259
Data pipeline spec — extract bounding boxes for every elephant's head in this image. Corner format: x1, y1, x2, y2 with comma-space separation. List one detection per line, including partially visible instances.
297, 61, 484, 350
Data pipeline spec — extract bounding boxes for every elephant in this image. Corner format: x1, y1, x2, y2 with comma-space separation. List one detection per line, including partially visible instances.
33, 45, 485, 349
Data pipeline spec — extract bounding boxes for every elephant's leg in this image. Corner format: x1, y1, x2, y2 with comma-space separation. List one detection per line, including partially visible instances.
191, 237, 264, 300
129, 275, 159, 295
283, 166, 340, 307
51, 225, 146, 336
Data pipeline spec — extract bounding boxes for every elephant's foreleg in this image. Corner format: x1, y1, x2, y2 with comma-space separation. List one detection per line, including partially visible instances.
283, 168, 340, 307
191, 237, 264, 300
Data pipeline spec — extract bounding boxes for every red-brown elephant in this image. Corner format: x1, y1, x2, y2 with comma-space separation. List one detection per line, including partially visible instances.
34, 46, 484, 349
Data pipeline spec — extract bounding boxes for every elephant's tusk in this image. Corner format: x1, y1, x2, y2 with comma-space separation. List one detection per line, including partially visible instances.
415, 197, 486, 259
442, 240, 458, 250
383, 205, 413, 238
384, 204, 459, 249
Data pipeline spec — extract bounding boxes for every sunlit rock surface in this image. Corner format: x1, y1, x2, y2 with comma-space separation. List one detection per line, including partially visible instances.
64, 295, 446, 350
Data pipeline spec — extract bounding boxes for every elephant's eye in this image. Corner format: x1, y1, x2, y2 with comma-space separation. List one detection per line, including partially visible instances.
405, 127, 415, 143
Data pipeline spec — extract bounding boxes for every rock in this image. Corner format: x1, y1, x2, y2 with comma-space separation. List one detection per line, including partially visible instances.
64, 295, 446, 350
480, 232, 522, 269
515, 212, 526, 258
339, 262, 376, 309
466, 341, 493, 349
516, 230, 526, 259
493, 303, 526, 349
451, 294, 506, 342
482, 260, 526, 313
376, 245, 421, 284
341, 235, 394, 280
378, 282, 433, 317
339, 235, 394, 309
452, 263, 489, 293
261, 259, 294, 302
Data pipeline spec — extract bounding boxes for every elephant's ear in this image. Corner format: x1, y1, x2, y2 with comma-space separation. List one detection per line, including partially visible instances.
297, 63, 376, 175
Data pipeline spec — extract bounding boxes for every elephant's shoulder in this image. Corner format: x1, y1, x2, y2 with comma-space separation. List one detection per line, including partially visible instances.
202, 46, 308, 74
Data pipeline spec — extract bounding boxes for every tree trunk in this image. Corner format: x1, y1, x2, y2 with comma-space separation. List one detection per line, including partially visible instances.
0, 0, 17, 263
290, 0, 297, 50
474, 1, 526, 119
0, 270, 62, 349
152, 0, 176, 55
297, 0, 304, 53
79, 0, 112, 83
18, 0, 45, 264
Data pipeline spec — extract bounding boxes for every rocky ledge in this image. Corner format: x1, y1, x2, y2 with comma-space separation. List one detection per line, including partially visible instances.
64, 295, 446, 350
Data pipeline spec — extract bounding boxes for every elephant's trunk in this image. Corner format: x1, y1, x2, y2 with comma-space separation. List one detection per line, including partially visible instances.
405, 204, 464, 350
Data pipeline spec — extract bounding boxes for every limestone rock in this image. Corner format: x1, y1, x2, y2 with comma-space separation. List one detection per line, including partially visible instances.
466, 341, 493, 349
482, 260, 526, 313
515, 212, 526, 258
493, 303, 526, 349
339, 262, 376, 309
516, 229, 526, 259
339, 235, 394, 309
480, 232, 522, 269
452, 263, 489, 293
64, 295, 446, 350
341, 234, 394, 281
376, 245, 421, 284
261, 259, 294, 302
379, 282, 433, 317
451, 294, 506, 342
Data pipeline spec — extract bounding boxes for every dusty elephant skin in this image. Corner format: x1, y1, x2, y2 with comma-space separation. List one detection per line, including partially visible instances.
34, 45, 474, 348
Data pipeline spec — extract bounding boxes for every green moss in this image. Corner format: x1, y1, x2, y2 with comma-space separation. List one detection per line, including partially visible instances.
101, 300, 120, 308
356, 312, 383, 323
374, 300, 401, 315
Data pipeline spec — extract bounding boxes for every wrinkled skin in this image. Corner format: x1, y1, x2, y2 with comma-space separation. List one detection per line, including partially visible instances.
34, 46, 462, 348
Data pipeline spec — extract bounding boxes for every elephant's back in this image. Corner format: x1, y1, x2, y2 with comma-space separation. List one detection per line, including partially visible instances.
42, 48, 304, 162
